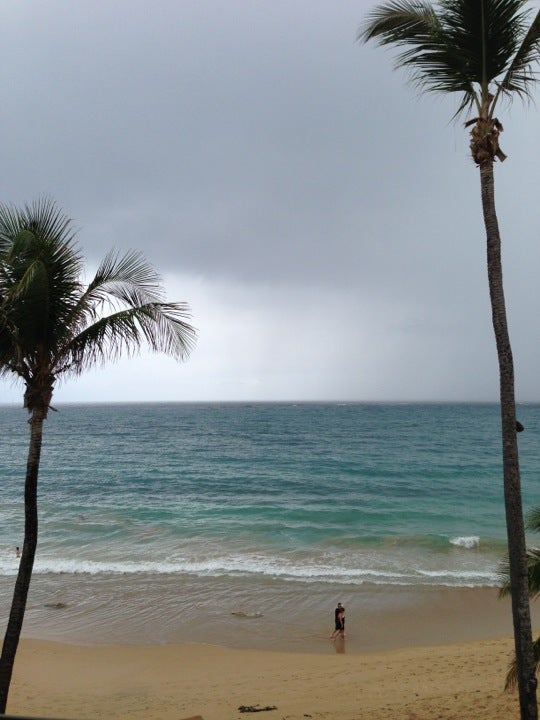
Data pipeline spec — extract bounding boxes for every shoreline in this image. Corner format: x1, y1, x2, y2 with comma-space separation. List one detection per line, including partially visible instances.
9, 583, 540, 654
8, 635, 524, 720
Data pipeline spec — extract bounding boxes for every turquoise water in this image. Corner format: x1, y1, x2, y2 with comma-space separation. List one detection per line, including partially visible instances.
1, 402, 540, 646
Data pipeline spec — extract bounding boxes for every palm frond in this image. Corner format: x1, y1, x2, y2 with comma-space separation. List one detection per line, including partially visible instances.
0, 202, 84, 372
459, 0, 532, 82
360, 0, 540, 117
360, 0, 439, 44
0, 197, 76, 248
505, 634, 540, 690
58, 302, 196, 375
80, 250, 167, 311
63, 249, 179, 349
0, 199, 196, 409
498, 547, 540, 599
527, 506, 540, 534
359, 0, 478, 107
359, 0, 442, 74
495, 8, 540, 105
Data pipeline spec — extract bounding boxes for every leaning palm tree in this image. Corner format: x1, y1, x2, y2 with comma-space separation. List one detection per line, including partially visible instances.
359, 1, 540, 717
500, 505, 540, 691
0, 198, 196, 713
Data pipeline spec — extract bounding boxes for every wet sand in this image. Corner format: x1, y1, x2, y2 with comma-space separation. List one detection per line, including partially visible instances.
7, 580, 537, 653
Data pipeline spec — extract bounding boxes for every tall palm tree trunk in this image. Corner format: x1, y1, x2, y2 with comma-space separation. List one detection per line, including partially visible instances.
0, 410, 44, 714
480, 160, 538, 720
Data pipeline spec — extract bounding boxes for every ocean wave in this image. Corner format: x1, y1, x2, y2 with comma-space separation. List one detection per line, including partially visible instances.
0, 552, 500, 588
449, 536, 480, 549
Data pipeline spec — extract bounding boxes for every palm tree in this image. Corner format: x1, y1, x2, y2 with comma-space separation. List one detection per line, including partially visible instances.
500, 506, 540, 690
0, 198, 196, 713
359, 1, 540, 717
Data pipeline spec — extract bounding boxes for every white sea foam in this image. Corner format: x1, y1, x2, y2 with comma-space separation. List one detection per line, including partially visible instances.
0, 548, 499, 588
449, 536, 480, 549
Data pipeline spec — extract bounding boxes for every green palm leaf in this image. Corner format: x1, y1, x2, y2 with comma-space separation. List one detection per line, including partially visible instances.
359, 0, 540, 117
61, 302, 195, 375
527, 506, 540, 533
76, 250, 172, 326
0, 199, 196, 408
498, 547, 540, 599
496, 8, 540, 102
505, 635, 540, 690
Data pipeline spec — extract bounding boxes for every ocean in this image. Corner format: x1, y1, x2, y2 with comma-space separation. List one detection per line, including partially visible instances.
1, 402, 540, 652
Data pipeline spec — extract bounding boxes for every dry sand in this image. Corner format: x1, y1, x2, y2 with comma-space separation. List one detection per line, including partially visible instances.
7, 635, 524, 720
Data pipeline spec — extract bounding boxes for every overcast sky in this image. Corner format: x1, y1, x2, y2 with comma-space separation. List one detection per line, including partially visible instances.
2, 0, 540, 404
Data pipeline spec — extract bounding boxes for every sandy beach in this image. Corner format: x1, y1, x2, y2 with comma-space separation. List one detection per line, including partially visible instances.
7, 635, 524, 720
7, 586, 540, 720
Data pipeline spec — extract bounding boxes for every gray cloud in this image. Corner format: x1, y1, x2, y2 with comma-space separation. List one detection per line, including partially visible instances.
1, 0, 540, 402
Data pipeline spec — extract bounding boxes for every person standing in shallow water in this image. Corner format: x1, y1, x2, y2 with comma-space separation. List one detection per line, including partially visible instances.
330, 602, 345, 639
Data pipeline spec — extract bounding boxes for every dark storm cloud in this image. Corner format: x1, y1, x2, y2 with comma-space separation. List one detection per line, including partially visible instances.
1, 0, 540, 402
1, 0, 464, 291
